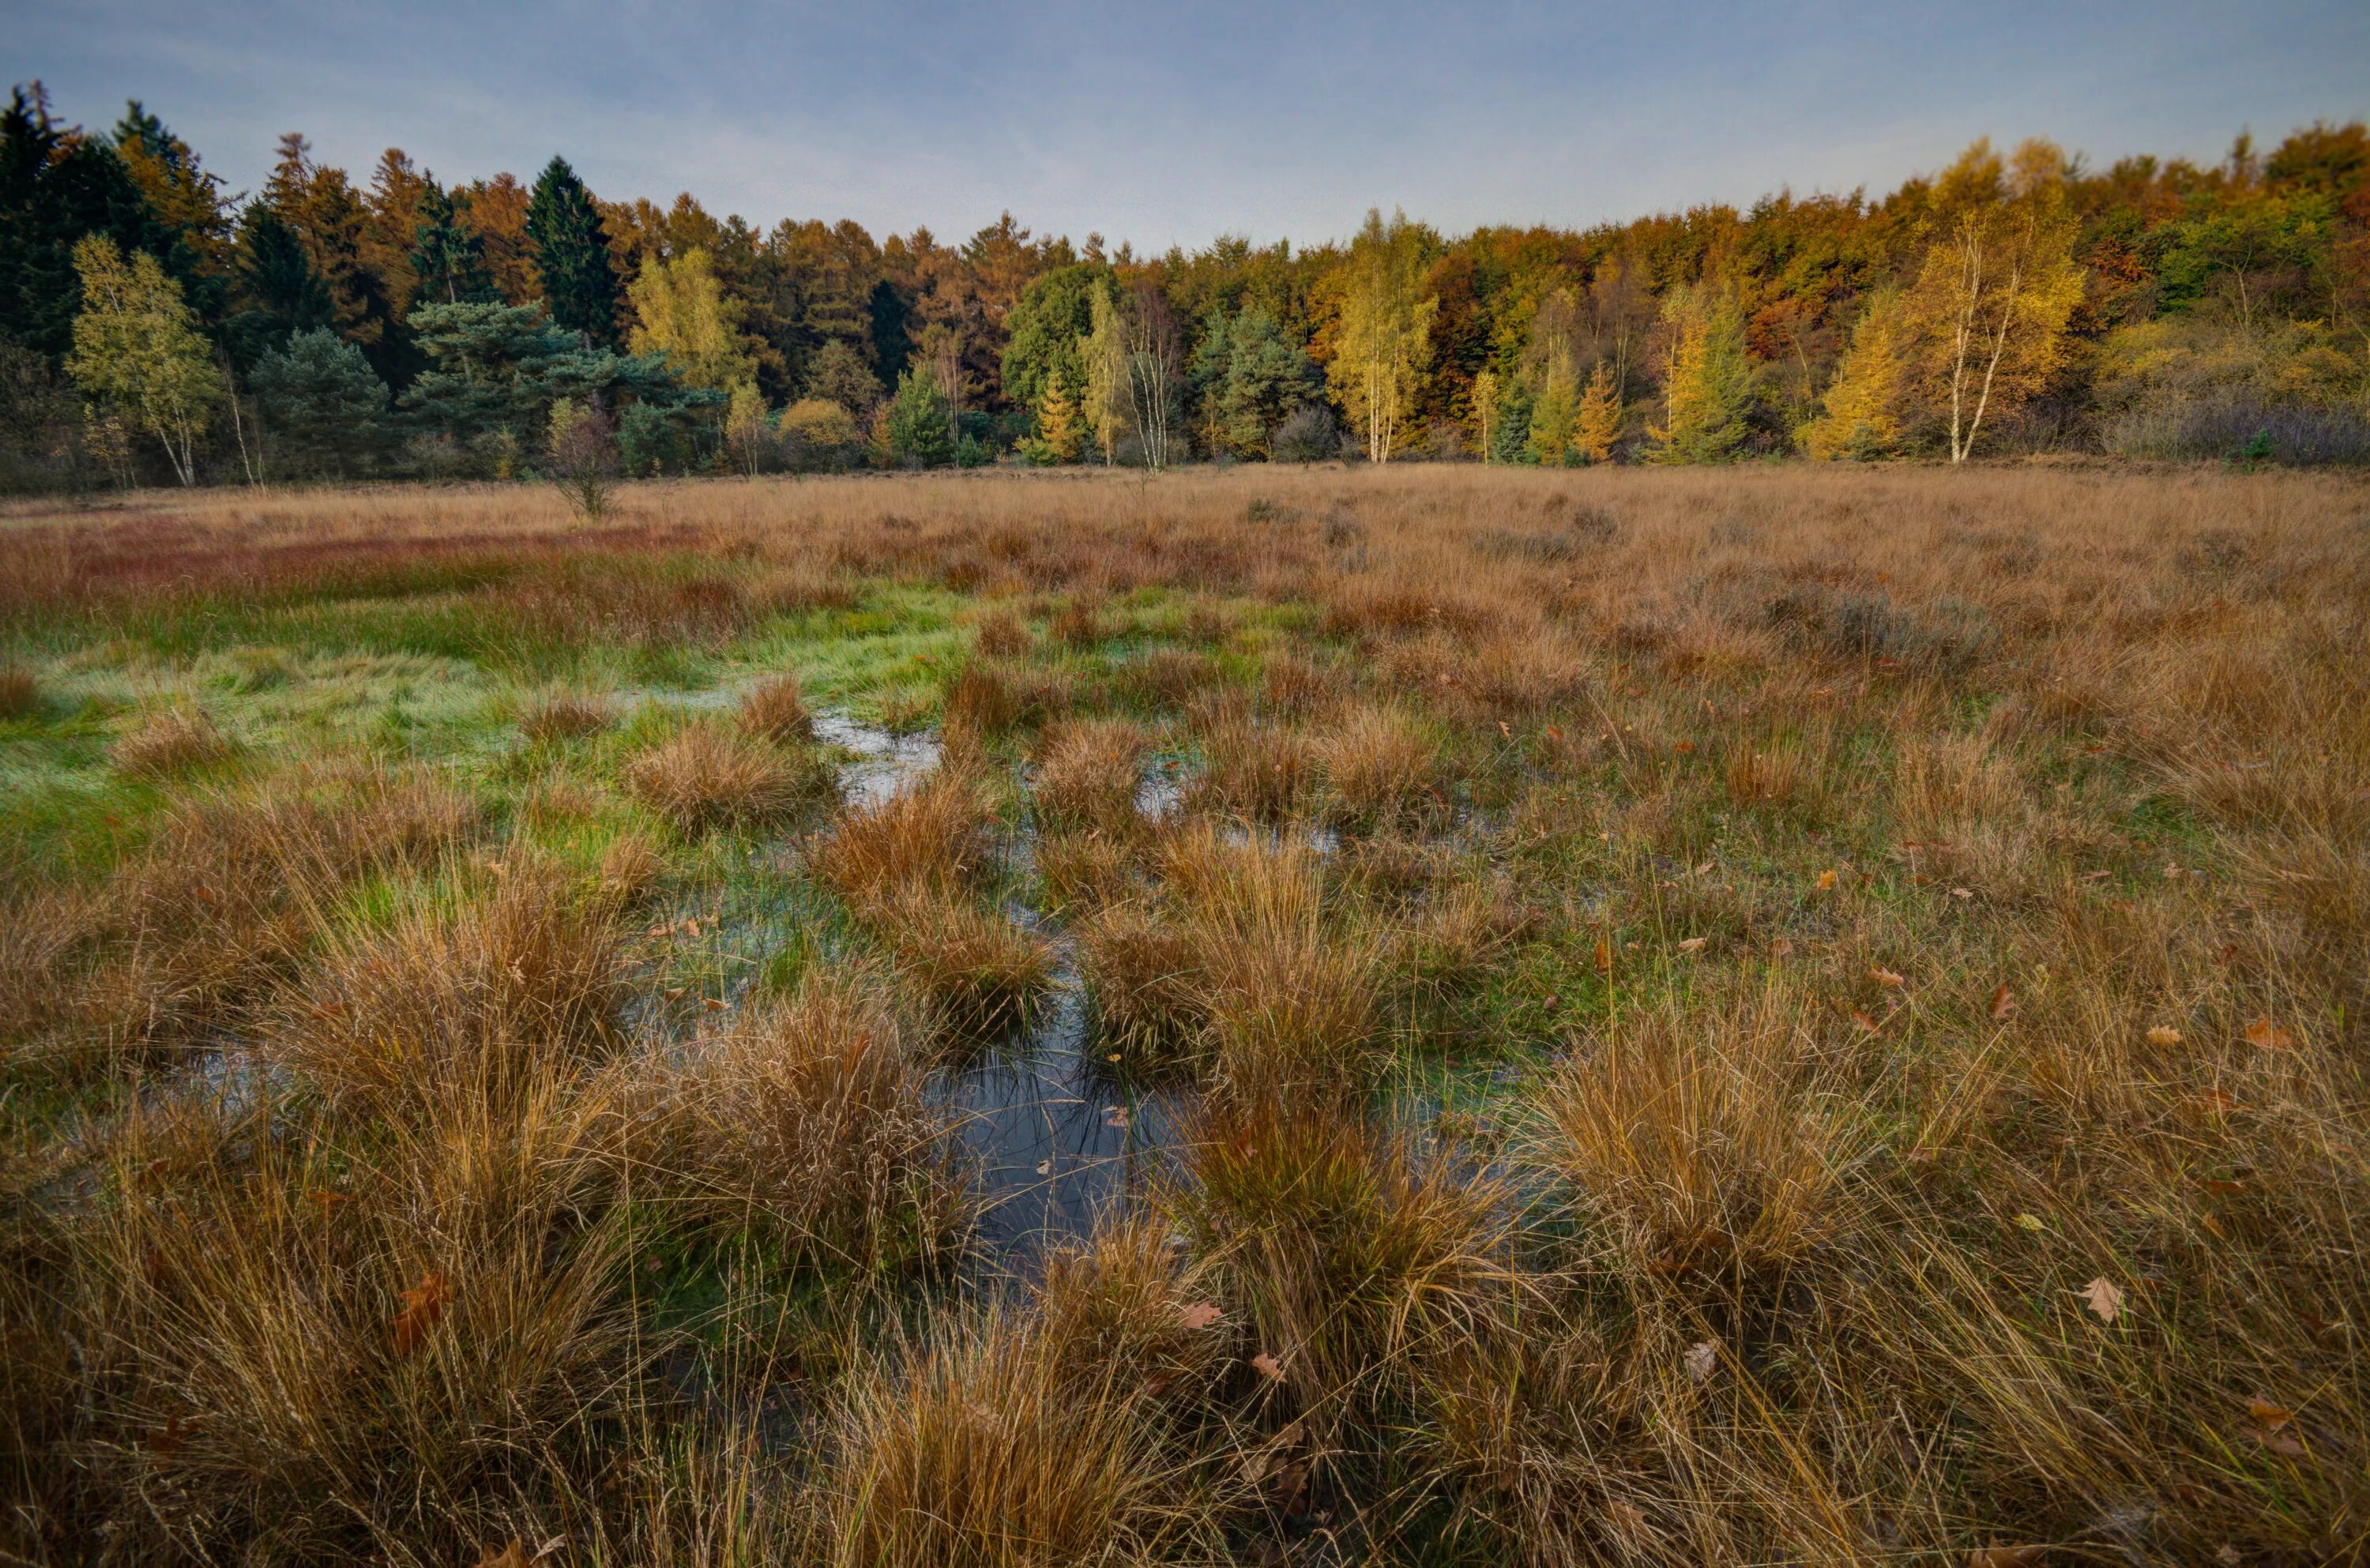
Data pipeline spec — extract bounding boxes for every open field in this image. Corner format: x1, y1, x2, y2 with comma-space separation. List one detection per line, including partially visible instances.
1, 461, 2365, 1565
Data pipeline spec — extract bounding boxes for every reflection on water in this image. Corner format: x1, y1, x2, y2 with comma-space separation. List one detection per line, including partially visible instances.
942, 970, 1186, 1259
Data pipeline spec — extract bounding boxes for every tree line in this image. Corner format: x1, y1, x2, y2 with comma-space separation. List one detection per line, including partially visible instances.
3, 81, 2366, 491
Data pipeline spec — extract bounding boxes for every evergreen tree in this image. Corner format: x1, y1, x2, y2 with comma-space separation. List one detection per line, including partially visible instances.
1573, 360, 1622, 463
1802, 288, 1909, 460
406, 180, 491, 306
1647, 283, 1752, 464
111, 100, 232, 310
250, 325, 388, 476
226, 204, 335, 366
0, 85, 179, 359
879, 365, 954, 467
259, 134, 404, 379
1195, 306, 1321, 459
526, 156, 619, 346
66, 234, 220, 483
1018, 369, 1082, 463
1001, 263, 1105, 424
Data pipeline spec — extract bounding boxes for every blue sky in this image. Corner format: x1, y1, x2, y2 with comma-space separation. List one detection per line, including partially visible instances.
15, 0, 2368, 250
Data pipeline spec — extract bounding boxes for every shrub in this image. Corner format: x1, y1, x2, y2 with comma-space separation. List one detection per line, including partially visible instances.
1270, 404, 1339, 463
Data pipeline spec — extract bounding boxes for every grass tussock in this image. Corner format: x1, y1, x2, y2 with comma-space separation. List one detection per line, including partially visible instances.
1077, 901, 1208, 1068
737, 671, 813, 744
628, 974, 966, 1264
1316, 701, 1442, 829
0, 664, 37, 721
870, 889, 1055, 1039
517, 690, 613, 746
812, 770, 997, 910
1031, 716, 1150, 835
813, 1307, 1217, 1568
626, 720, 830, 833
108, 705, 235, 777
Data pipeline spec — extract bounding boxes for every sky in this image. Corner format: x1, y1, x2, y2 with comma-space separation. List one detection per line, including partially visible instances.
14, 0, 2369, 251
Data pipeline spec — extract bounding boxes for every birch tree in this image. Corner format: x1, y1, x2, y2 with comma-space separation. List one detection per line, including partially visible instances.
66, 235, 221, 485
1907, 140, 2086, 462
1326, 209, 1436, 464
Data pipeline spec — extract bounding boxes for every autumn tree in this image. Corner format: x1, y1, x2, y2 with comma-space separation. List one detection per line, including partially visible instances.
1326, 208, 1436, 462
526, 156, 619, 345
1123, 280, 1183, 469
1469, 367, 1499, 462
1525, 363, 1578, 464
1018, 369, 1083, 464
626, 246, 758, 392
66, 234, 220, 483
1905, 138, 2086, 462
1802, 288, 1911, 459
408, 181, 492, 306
1081, 285, 1130, 465
1647, 281, 1752, 463
1573, 360, 1622, 462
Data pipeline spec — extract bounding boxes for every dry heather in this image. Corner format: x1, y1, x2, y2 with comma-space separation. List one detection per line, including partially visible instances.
0, 462, 2364, 1564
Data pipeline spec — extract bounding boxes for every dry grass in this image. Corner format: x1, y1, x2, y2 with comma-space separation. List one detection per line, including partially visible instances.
737, 671, 813, 743
5, 463, 2367, 1563
108, 705, 234, 777
627, 974, 965, 1264
517, 690, 613, 746
626, 720, 830, 833
0, 664, 36, 721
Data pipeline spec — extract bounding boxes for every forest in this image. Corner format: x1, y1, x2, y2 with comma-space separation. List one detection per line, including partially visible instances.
3, 80, 2368, 491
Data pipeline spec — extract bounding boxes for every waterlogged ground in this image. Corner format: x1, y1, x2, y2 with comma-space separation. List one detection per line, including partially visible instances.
6, 468, 2361, 1565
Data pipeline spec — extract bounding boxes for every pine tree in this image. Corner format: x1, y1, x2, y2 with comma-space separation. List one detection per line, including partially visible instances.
251, 326, 388, 476
408, 181, 492, 306
1647, 283, 1752, 464
0, 86, 181, 359
881, 366, 954, 467
227, 204, 335, 364
66, 234, 220, 484
1802, 288, 1909, 460
1573, 360, 1622, 463
525, 156, 619, 346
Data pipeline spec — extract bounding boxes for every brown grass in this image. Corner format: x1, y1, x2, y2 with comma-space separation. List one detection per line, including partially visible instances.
1031, 716, 1150, 835
626, 720, 830, 833
109, 705, 235, 777
736, 671, 813, 743
0, 664, 36, 720
517, 690, 612, 746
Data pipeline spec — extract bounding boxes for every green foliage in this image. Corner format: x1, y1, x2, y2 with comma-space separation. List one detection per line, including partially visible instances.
403, 300, 713, 457
1646, 282, 1752, 464
66, 233, 221, 484
1001, 264, 1108, 424
1191, 306, 1323, 460
252, 326, 389, 476
882, 367, 954, 468
525, 156, 619, 345
226, 204, 335, 366
407, 180, 492, 308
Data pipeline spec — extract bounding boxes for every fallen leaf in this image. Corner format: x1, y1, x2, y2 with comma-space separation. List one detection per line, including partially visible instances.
1251, 1351, 1285, 1382
702, 996, 726, 1013
2248, 1396, 2295, 1431
1178, 1302, 1224, 1330
1815, 869, 1839, 891
146, 1411, 197, 1457
1768, 937, 1795, 957
1678, 937, 1707, 953
1965, 1549, 2048, 1567
1871, 965, 1905, 987
1034, 1160, 1053, 1176
1672, 739, 1697, 754
1107, 1051, 1123, 1062
1951, 886, 1974, 900
1593, 937, 1614, 973
2146, 1025, 2183, 1046
1104, 1105, 1130, 1130
1684, 1340, 1717, 1383
475, 1543, 530, 1568
1988, 984, 2017, 1020
2080, 1277, 2126, 1324
1850, 1007, 1880, 1032
1693, 860, 1714, 874
392, 1272, 452, 1356
2014, 1212, 2047, 1233
663, 987, 685, 1002
2250, 1424, 2307, 1457
2244, 1018, 2294, 1051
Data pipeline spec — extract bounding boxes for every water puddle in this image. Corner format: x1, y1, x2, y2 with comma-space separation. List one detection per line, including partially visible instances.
813, 709, 942, 809
942, 968, 1187, 1260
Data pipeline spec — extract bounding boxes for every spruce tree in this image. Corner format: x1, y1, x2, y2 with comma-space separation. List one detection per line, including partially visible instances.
251, 326, 388, 476
408, 181, 492, 306
1525, 363, 1578, 464
525, 156, 619, 346
226, 204, 335, 365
